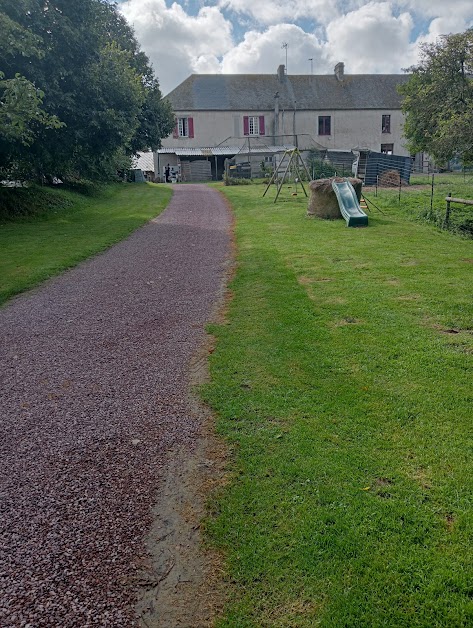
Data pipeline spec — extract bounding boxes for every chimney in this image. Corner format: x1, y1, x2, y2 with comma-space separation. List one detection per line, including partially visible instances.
277, 64, 286, 83
334, 62, 345, 81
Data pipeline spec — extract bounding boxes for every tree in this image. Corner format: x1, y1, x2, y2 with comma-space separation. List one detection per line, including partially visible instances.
0, 73, 63, 144
0, 72, 64, 179
0, 0, 175, 181
399, 29, 473, 165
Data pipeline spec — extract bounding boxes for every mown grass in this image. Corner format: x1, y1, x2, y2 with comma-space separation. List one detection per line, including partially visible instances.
203, 181, 473, 627
0, 182, 172, 306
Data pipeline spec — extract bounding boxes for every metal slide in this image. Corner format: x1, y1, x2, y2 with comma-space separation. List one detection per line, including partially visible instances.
332, 179, 369, 227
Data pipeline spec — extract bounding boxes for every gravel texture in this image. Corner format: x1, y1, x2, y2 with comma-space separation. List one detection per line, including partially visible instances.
0, 184, 231, 627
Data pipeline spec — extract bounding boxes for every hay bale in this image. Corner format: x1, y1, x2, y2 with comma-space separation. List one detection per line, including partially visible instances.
378, 169, 400, 187
307, 177, 362, 219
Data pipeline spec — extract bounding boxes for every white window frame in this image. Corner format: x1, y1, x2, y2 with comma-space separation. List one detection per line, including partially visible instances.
178, 117, 189, 137
248, 116, 259, 136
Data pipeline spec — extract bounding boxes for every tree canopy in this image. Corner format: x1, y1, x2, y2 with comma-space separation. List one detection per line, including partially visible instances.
0, 0, 175, 181
399, 29, 473, 165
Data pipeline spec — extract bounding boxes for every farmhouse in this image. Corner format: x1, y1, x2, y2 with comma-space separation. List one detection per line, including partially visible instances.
156, 63, 411, 182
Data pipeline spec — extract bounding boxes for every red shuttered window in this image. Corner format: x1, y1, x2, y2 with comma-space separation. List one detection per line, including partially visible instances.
175, 117, 194, 138
243, 115, 265, 136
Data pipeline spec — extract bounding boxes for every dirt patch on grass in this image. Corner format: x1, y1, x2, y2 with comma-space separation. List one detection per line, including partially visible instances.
135, 396, 229, 627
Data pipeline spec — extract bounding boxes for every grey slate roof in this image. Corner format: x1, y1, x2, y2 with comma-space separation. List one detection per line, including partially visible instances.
165, 73, 410, 112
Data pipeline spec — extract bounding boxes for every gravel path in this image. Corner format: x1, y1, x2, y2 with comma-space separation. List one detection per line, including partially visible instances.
0, 184, 231, 626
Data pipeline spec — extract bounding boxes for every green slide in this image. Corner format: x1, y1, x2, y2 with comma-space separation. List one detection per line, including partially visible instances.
332, 179, 368, 227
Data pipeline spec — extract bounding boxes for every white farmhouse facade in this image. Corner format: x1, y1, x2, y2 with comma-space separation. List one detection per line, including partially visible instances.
156, 63, 410, 181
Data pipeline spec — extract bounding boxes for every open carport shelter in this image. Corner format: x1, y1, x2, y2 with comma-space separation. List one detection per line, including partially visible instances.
154, 143, 295, 182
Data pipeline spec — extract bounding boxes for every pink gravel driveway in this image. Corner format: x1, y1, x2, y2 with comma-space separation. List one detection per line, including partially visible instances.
0, 185, 231, 626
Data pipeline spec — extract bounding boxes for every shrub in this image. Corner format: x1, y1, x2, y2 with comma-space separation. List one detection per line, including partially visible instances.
223, 172, 252, 186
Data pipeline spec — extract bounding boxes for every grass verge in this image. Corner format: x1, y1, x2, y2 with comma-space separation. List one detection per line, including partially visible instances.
364, 172, 473, 236
202, 182, 473, 627
0, 182, 172, 306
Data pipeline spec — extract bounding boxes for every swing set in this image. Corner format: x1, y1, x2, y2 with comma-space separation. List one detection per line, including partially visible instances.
263, 148, 312, 203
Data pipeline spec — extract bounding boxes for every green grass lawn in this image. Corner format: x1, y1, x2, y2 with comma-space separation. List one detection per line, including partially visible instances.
0, 182, 172, 306
203, 181, 473, 627
364, 172, 473, 236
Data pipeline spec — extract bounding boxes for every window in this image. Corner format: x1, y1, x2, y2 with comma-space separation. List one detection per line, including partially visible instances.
382, 114, 391, 134
381, 143, 394, 154
243, 116, 265, 136
248, 116, 259, 136
318, 116, 331, 136
178, 118, 188, 137
173, 117, 194, 138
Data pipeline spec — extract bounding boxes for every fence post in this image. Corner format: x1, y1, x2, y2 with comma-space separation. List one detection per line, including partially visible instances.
430, 173, 435, 217
445, 192, 451, 229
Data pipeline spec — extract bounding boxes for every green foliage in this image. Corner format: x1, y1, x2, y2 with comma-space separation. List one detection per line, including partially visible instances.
0, 73, 64, 144
306, 151, 337, 179
0, 7, 43, 60
400, 29, 473, 164
259, 160, 273, 178
132, 80, 175, 153
0, 0, 175, 181
223, 172, 252, 186
0, 183, 73, 218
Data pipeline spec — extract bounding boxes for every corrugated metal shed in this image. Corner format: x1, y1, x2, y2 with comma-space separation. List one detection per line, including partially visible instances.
132, 151, 154, 171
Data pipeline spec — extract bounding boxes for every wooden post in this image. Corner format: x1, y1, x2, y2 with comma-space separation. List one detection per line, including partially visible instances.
445, 192, 451, 228
430, 173, 435, 217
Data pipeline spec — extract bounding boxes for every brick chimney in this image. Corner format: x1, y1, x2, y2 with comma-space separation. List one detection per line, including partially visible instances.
334, 62, 345, 81
277, 64, 286, 82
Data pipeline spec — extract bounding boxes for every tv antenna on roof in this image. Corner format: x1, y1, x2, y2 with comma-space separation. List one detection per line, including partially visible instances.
281, 42, 288, 73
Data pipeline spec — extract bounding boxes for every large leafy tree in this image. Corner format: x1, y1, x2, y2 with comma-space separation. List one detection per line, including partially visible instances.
0, 0, 175, 180
400, 29, 473, 164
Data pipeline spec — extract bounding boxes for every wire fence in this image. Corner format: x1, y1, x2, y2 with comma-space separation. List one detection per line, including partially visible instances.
227, 143, 473, 236
308, 150, 473, 236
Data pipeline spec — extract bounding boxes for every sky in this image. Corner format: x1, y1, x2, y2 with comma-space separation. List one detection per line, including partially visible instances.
117, 0, 473, 95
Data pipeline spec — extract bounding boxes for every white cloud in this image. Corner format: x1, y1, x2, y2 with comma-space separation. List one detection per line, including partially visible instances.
396, 0, 473, 21
219, 0, 337, 26
119, 0, 234, 93
413, 15, 471, 47
221, 24, 325, 74
324, 2, 415, 73
117, 0, 473, 93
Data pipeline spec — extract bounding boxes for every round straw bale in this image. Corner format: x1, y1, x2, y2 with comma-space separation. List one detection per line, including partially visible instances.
307, 177, 362, 219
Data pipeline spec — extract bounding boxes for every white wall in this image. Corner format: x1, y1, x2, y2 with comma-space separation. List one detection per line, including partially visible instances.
162, 108, 409, 156
294, 109, 408, 155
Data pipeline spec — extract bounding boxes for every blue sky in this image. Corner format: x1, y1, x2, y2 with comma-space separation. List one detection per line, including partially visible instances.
117, 0, 473, 95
